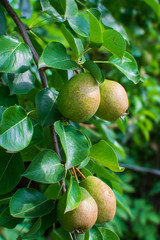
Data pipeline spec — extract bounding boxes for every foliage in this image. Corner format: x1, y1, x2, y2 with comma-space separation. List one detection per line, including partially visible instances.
0, 0, 160, 240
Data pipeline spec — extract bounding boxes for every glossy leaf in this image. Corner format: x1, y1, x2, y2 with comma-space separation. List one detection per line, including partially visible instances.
40, 0, 64, 22
0, 86, 18, 107
108, 52, 142, 84
60, 23, 84, 58
39, 41, 78, 70
36, 88, 61, 127
83, 61, 104, 83
0, 105, 33, 151
65, 0, 78, 18
23, 150, 65, 183
88, 10, 103, 48
68, 16, 90, 37
87, 226, 103, 240
22, 218, 41, 238
0, 106, 5, 122
89, 140, 124, 172
0, 4, 6, 35
0, 207, 22, 228
99, 227, 120, 240
103, 29, 126, 59
0, 36, 32, 73
10, 188, 54, 218
55, 121, 90, 169
114, 190, 132, 216
65, 176, 81, 213
144, 0, 160, 17
44, 183, 61, 199
0, 149, 24, 194
20, 0, 32, 19
8, 71, 35, 95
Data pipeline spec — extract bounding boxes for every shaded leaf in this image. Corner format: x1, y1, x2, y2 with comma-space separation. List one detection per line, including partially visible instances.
39, 41, 78, 70
10, 188, 54, 218
0, 36, 32, 73
89, 140, 124, 172
0, 4, 6, 35
0, 86, 18, 107
83, 61, 104, 83
0, 105, 33, 151
68, 16, 90, 38
114, 190, 132, 216
23, 150, 65, 183
40, 0, 64, 22
44, 183, 61, 199
144, 0, 160, 17
0, 207, 22, 228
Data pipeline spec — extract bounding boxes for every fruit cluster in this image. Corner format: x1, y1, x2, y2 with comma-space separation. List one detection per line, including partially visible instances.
57, 72, 129, 123
57, 176, 116, 232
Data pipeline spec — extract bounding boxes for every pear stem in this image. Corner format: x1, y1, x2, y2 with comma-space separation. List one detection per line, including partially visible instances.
72, 167, 79, 182
75, 168, 86, 179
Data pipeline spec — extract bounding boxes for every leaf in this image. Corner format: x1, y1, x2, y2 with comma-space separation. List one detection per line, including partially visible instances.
108, 52, 142, 84
36, 88, 61, 127
0, 106, 5, 122
10, 188, 54, 218
114, 190, 132, 216
44, 183, 61, 199
68, 16, 90, 38
99, 227, 120, 240
20, 0, 32, 19
0, 207, 22, 228
39, 41, 78, 70
0, 193, 12, 213
0, 149, 24, 194
0, 105, 33, 151
0, 36, 32, 73
29, 120, 44, 146
23, 150, 65, 184
87, 10, 103, 48
83, 61, 104, 83
87, 226, 103, 240
143, 0, 160, 18
54, 121, 90, 169
103, 30, 126, 59
65, 176, 81, 213
0, 86, 18, 107
8, 71, 35, 95
60, 23, 84, 58
64, 0, 78, 18
22, 218, 41, 238
0, 4, 6, 35
89, 8, 101, 20
89, 140, 124, 172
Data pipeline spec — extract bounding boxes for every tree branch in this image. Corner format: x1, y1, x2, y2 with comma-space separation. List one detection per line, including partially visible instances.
120, 163, 160, 176
1, 0, 65, 191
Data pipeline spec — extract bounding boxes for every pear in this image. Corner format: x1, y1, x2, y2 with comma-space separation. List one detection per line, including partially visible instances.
57, 72, 100, 123
96, 79, 129, 121
57, 187, 98, 232
80, 176, 116, 224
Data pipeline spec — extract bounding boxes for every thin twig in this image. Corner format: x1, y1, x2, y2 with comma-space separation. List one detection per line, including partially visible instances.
72, 167, 79, 182
75, 168, 86, 179
71, 232, 77, 240
120, 164, 160, 176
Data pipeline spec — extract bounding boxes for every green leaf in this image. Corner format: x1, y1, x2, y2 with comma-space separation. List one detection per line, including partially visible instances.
60, 23, 84, 58
108, 52, 142, 84
39, 41, 78, 70
10, 188, 54, 218
0, 106, 5, 122
8, 71, 35, 95
68, 16, 90, 38
64, 0, 78, 18
89, 8, 101, 20
0, 36, 32, 73
22, 218, 41, 238
29, 120, 44, 146
114, 190, 132, 217
89, 140, 124, 172
83, 61, 104, 83
54, 121, 90, 169
0, 4, 6, 35
88, 226, 103, 240
143, 0, 160, 18
0, 207, 22, 228
99, 227, 120, 240
0, 86, 18, 107
0, 149, 24, 194
0, 193, 12, 213
103, 30, 126, 59
87, 10, 103, 48
23, 150, 65, 183
0, 105, 33, 151
36, 88, 61, 127
44, 183, 61, 199
65, 176, 81, 213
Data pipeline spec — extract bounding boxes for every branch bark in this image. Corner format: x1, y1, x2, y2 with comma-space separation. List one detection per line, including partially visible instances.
120, 163, 160, 176
0, 0, 65, 191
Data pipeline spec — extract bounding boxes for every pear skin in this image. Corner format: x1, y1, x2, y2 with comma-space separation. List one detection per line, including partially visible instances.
57, 187, 98, 232
80, 176, 116, 224
96, 80, 129, 121
57, 73, 100, 123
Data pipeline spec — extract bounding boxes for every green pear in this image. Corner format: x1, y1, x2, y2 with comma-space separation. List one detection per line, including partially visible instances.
57, 187, 98, 232
80, 176, 116, 224
57, 72, 100, 123
96, 79, 129, 121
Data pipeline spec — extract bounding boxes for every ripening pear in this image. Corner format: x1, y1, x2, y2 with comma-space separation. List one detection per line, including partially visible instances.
96, 80, 129, 121
57, 72, 100, 123
57, 187, 98, 232
80, 176, 116, 224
